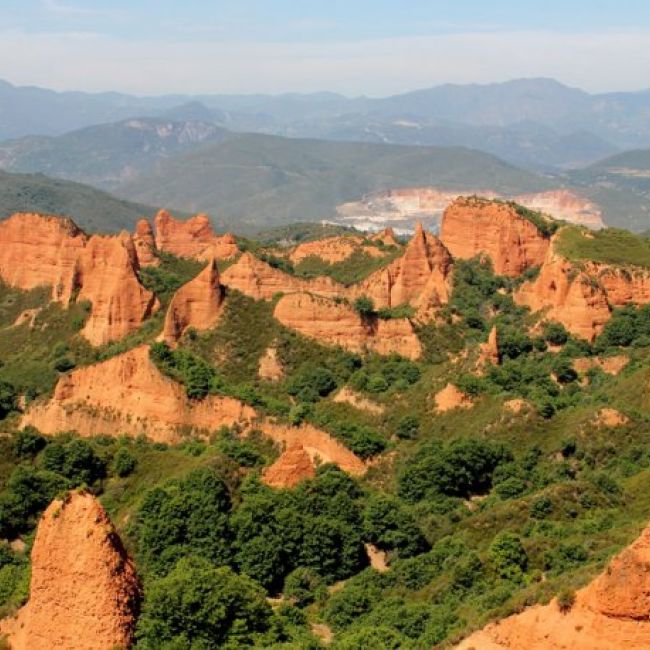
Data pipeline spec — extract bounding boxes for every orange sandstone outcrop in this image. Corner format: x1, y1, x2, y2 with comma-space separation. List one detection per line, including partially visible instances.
332, 387, 385, 414
355, 223, 452, 314
434, 383, 473, 412
258, 347, 283, 381
573, 355, 629, 376
289, 235, 385, 264
456, 523, 650, 649
0, 492, 140, 650
515, 243, 611, 341
584, 262, 650, 306
76, 233, 159, 346
440, 197, 550, 276
371, 227, 399, 247
593, 407, 629, 428
162, 258, 223, 343
0, 212, 86, 303
0, 213, 158, 346
133, 218, 158, 267
22, 345, 255, 443
154, 210, 238, 260
256, 421, 367, 474
478, 326, 500, 368
221, 252, 342, 300
262, 443, 316, 488
274, 292, 422, 360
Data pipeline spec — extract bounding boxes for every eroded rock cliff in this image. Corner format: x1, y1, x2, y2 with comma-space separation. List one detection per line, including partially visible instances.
154, 209, 238, 260
76, 232, 159, 346
22, 345, 255, 442
456, 523, 650, 649
0, 213, 158, 345
440, 197, 550, 276
273, 292, 422, 360
0, 492, 140, 650
162, 258, 223, 343
133, 218, 158, 267
262, 443, 316, 488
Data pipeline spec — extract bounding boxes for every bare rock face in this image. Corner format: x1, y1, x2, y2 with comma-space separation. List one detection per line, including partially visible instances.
0, 212, 87, 303
77, 232, 159, 346
515, 244, 611, 341
258, 347, 283, 381
289, 236, 385, 264
154, 210, 238, 260
0, 492, 140, 650
22, 345, 255, 443
478, 326, 500, 369
434, 383, 473, 412
456, 524, 650, 649
371, 227, 399, 247
355, 223, 453, 313
440, 197, 550, 276
585, 263, 650, 307
516, 190, 604, 230
133, 218, 158, 267
262, 443, 316, 488
0, 214, 158, 346
273, 292, 422, 360
221, 252, 342, 300
256, 421, 367, 475
162, 258, 223, 343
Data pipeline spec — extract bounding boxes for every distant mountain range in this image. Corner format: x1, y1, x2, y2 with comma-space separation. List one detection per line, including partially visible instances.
1, 77, 650, 233
5, 77, 650, 169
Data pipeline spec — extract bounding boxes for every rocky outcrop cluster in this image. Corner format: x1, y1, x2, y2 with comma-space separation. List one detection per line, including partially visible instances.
477, 326, 500, 369
273, 292, 422, 360
288, 235, 389, 264
440, 197, 550, 276
0, 213, 158, 345
154, 209, 238, 260
0, 492, 140, 650
456, 523, 650, 649
434, 383, 473, 412
221, 252, 342, 300
162, 258, 223, 343
22, 345, 255, 442
262, 443, 316, 488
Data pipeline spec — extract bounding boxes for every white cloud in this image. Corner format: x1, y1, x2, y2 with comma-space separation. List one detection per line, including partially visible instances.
0, 28, 648, 95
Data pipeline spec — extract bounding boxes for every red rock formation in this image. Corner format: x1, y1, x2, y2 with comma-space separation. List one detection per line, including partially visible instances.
355, 223, 453, 315
162, 258, 223, 343
77, 232, 159, 346
0, 214, 158, 346
262, 443, 316, 488
154, 210, 238, 260
440, 197, 550, 276
478, 326, 500, 368
0, 492, 140, 650
371, 227, 399, 247
515, 243, 611, 341
221, 252, 342, 300
256, 421, 367, 474
289, 235, 385, 264
133, 218, 158, 267
573, 355, 629, 376
332, 387, 385, 414
585, 263, 650, 306
456, 524, 650, 649
0, 212, 87, 303
273, 292, 422, 360
258, 347, 283, 381
22, 345, 255, 443
434, 383, 473, 412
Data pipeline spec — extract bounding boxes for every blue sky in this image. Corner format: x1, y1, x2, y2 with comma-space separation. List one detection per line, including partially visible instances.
0, 1, 649, 94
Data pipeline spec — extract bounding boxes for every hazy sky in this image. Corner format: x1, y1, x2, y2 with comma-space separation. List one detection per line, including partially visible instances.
1, 0, 649, 95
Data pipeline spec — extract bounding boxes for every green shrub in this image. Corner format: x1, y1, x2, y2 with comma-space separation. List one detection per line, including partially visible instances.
354, 296, 375, 317
395, 415, 419, 440
135, 556, 272, 649
283, 567, 324, 607
543, 322, 569, 346
112, 448, 137, 478
41, 439, 105, 486
12, 428, 46, 459
489, 532, 528, 580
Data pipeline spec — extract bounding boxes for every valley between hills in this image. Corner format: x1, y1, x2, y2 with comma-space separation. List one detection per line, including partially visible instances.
0, 196, 650, 648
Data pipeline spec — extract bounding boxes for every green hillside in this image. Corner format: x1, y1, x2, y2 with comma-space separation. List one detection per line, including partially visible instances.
0, 170, 160, 232
113, 133, 553, 232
